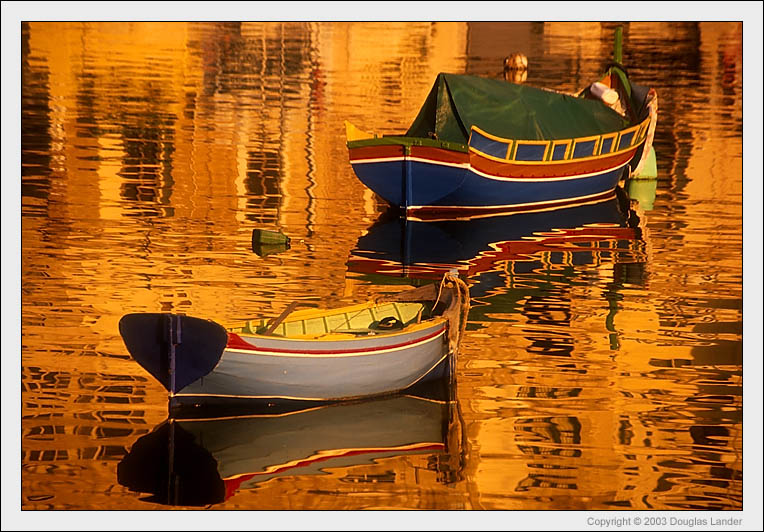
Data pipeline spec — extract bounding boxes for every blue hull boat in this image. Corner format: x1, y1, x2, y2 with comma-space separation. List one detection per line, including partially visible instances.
345, 40, 658, 218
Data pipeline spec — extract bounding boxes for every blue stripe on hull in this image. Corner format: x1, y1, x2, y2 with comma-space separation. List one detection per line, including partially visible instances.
434, 166, 624, 207
352, 160, 466, 207
351, 159, 625, 210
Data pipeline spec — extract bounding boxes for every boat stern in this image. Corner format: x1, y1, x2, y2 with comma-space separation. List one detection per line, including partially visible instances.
119, 313, 228, 394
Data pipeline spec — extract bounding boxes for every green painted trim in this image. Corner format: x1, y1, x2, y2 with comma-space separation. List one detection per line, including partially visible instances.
347, 136, 469, 153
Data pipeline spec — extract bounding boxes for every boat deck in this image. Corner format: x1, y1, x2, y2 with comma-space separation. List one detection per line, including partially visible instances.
227, 301, 428, 339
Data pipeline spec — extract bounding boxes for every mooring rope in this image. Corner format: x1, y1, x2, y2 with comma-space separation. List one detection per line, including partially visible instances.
442, 271, 471, 357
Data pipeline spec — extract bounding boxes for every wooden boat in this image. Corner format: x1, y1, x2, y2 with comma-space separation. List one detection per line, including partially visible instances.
117, 393, 459, 506
119, 273, 469, 413
345, 33, 658, 218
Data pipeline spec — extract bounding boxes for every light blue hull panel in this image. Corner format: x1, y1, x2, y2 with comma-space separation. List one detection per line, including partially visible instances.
176, 324, 449, 401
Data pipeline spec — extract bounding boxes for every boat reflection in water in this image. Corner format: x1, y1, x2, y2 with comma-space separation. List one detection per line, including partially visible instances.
349, 188, 646, 292
118, 389, 464, 507
349, 187, 648, 358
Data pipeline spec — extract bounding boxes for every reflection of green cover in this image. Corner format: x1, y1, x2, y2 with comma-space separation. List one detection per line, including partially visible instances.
406, 73, 630, 144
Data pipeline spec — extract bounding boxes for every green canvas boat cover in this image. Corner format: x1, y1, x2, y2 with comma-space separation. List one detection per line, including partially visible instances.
406, 73, 630, 144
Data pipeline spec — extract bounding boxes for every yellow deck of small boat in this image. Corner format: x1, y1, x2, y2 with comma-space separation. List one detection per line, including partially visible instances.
226, 301, 441, 340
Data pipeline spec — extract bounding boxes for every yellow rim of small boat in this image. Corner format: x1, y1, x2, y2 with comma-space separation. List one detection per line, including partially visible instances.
224, 301, 441, 341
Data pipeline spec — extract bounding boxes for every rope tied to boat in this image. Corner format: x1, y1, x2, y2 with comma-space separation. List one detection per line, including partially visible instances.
441, 272, 470, 358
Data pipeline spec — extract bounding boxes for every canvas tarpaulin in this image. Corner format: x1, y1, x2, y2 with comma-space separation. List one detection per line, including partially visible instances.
406, 73, 630, 144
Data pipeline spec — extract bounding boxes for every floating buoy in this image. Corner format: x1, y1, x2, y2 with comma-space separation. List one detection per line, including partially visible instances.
252, 229, 291, 256
252, 229, 290, 245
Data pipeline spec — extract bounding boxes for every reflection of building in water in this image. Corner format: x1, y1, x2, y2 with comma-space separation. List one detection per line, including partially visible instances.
305, 22, 468, 222
466, 231, 647, 356
21, 363, 155, 505
22, 21, 468, 318
520, 288, 574, 358
21, 25, 53, 218
514, 415, 581, 491
21, 20, 471, 509
21, 20, 742, 509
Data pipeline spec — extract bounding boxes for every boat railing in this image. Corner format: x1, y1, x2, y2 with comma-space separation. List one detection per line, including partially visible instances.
467, 115, 650, 164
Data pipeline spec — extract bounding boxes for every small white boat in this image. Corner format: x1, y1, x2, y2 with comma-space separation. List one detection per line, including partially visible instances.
119, 273, 469, 413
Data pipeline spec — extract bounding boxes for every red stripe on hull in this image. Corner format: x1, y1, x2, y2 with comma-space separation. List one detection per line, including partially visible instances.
348, 144, 404, 161
410, 145, 469, 165
348, 142, 639, 180
226, 326, 446, 355
227, 332, 263, 351
348, 144, 469, 165
469, 148, 637, 179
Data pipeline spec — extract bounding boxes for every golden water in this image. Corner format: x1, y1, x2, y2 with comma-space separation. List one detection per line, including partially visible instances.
19, 21, 744, 514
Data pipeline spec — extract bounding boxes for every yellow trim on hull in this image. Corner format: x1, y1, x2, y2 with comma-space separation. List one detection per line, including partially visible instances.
232, 317, 447, 344
469, 115, 651, 164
